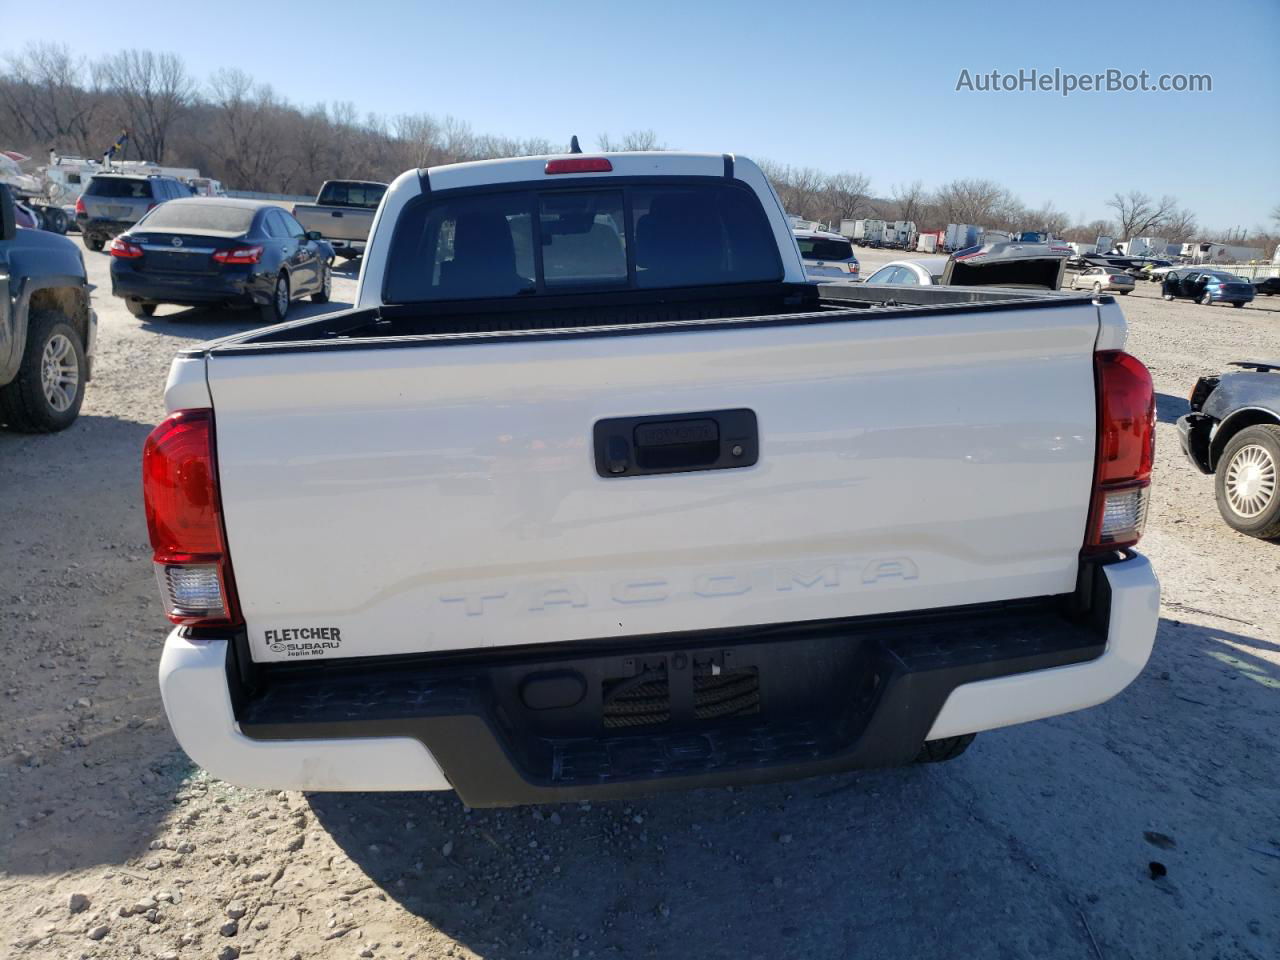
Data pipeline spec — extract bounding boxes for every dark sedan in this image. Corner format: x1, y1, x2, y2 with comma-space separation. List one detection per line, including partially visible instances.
109, 198, 334, 323
1253, 276, 1280, 296
1178, 360, 1280, 538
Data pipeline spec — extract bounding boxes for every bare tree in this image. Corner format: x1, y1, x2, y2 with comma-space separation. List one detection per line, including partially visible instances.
204, 69, 280, 190
1162, 206, 1198, 243
0, 43, 103, 155
393, 113, 443, 168
759, 162, 827, 220
887, 180, 928, 225
820, 171, 873, 223
95, 50, 194, 162
1106, 191, 1178, 240
932, 178, 1010, 225
596, 129, 665, 152
1270, 203, 1280, 225
1022, 202, 1070, 236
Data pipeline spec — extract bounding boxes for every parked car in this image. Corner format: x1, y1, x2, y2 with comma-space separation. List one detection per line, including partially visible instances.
793, 228, 860, 283
1161, 269, 1255, 308
292, 179, 387, 261
109, 198, 334, 323
148, 151, 1158, 805
1070, 266, 1134, 295
77, 173, 189, 251
0, 184, 96, 432
861, 257, 944, 285
1137, 259, 1173, 280
1252, 276, 1280, 296
1146, 264, 1179, 283
1178, 361, 1280, 538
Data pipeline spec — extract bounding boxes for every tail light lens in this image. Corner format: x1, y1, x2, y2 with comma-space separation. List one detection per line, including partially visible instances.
142, 410, 241, 626
75, 196, 85, 215
1084, 351, 1155, 553
109, 237, 144, 259
213, 245, 263, 265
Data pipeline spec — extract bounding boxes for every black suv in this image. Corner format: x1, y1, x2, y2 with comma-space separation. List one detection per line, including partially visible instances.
0, 185, 96, 432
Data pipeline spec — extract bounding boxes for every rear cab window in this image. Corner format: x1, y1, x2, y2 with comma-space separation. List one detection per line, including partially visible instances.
384, 180, 782, 303
319, 182, 387, 209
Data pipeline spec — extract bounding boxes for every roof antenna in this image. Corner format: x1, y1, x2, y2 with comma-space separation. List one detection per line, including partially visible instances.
569, 135, 582, 154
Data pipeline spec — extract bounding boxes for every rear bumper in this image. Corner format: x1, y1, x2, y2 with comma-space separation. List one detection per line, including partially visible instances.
111, 269, 256, 306
159, 553, 1158, 805
82, 217, 137, 239
1176, 412, 1215, 473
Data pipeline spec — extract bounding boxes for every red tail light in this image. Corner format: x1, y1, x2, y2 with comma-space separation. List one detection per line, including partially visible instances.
142, 410, 242, 627
146, 202, 157, 211
545, 157, 612, 175
109, 237, 144, 259
213, 245, 263, 265
75, 196, 85, 215
1084, 351, 1155, 554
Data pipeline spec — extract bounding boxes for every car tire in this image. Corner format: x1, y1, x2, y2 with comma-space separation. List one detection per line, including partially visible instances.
0, 310, 87, 433
125, 299, 156, 319
914, 734, 976, 764
259, 273, 290, 325
1215, 424, 1280, 539
39, 207, 69, 234
86, 234, 104, 252
1162, 293, 1174, 301
1231, 302, 1244, 308
1121, 290, 1131, 295
1200, 292, 1214, 306
311, 263, 332, 304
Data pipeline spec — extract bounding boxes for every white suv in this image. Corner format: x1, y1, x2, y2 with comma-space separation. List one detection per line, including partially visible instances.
793, 229, 860, 283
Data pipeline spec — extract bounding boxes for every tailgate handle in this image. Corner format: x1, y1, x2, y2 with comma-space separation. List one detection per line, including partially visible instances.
593, 409, 758, 478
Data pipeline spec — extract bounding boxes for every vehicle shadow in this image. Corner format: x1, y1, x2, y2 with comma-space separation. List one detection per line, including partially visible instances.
1156, 392, 1189, 425
307, 616, 1280, 958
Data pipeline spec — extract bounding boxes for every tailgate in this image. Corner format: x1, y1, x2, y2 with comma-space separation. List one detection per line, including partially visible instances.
207, 303, 1102, 663
295, 205, 371, 241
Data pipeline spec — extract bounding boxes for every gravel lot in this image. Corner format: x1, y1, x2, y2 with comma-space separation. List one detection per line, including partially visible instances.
1, 240, 1277, 960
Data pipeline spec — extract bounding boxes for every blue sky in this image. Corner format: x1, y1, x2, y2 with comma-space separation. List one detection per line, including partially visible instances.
11, 0, 1279, 230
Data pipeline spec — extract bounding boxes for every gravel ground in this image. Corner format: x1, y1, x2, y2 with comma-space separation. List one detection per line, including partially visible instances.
1, 240, 1277, 960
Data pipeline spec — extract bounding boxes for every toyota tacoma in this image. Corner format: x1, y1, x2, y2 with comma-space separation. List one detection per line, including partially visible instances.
148, 152, 1160, 805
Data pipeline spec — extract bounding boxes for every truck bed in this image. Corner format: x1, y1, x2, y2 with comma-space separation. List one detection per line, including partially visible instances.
194, 282, 1094, 351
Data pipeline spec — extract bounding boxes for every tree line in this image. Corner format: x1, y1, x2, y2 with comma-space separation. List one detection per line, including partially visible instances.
2, 43, 1275, 253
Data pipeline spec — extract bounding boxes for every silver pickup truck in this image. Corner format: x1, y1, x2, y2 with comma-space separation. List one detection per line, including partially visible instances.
291, 179, 387, 260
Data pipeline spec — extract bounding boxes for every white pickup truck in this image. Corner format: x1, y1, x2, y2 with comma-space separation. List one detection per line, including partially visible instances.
149, 152, 1159, 806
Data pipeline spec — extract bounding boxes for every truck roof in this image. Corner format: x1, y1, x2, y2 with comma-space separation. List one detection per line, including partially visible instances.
421, 152, 735, 192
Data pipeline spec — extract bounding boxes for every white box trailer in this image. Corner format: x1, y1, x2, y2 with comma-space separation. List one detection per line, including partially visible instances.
852, 219, 885, 246
1183, 241, 1266, 263
884, 220, 916, 250
838, 219, 858, 238
916, 234, 937, 254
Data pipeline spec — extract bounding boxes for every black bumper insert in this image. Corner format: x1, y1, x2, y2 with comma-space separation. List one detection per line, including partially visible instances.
235, 595, 1105, 806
